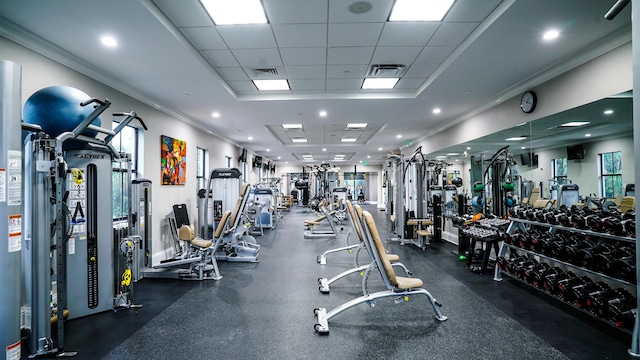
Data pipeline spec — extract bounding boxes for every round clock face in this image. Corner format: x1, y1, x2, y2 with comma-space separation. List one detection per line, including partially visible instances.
521, 91, 537, 113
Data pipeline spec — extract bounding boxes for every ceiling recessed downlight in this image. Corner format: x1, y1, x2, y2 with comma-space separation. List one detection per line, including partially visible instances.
200, 0, 268, 25
212, 112, 220, 118
561, 121, 590, 127
389, 0, 455, 21
543, 29, 560, 41
292, 138, 308, 143
604, 109, 614, 115
101, 36, 118, 47
319, 111, 327, 117
433, 108, 441, 114
362, 78, 399, 89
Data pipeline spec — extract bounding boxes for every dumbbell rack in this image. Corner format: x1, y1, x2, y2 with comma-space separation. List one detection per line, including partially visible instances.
494, 217, 637, 335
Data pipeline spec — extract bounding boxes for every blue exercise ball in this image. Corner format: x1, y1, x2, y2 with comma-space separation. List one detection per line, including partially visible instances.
23, 86, 101, 149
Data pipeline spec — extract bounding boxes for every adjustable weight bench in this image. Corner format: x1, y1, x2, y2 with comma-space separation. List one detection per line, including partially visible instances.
314, 210, 447, 335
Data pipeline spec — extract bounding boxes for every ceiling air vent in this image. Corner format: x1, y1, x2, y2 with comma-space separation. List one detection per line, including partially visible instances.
368, 64, 406, 77
253, 68, 279, 78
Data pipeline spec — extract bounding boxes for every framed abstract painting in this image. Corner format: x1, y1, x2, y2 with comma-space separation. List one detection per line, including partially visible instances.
161, 135, 186, 185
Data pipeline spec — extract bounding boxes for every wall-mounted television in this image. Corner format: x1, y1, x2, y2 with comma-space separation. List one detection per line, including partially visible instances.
520, 153, 538, 167
253, 155, 263, 168
567, 144, 584, 160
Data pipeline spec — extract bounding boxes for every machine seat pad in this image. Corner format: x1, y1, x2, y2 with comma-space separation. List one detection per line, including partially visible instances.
305, 220, 321, 226
395, 276, 423, 290
191, 238, 213, 248
388, 254, 400, 262
416, 230, 432, 237
178, 225, 195, 241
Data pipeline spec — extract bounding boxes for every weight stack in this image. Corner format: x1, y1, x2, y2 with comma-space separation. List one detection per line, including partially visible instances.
0, 60, 22, 360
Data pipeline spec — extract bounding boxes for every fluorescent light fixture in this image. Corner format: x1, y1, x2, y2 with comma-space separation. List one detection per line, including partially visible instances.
561, 121, 590, 127
248, 136, 253, 140
543, 30, 559, 41
604, 109, 614, 115
302, 155, 313, 158
362, 78, 399, 89
521, 147, 526, 150
292, 138, 307, 143
334, 154, 346, 158
505, 136, 527, 141
585, 133, 592, 137
254, 79, 290, 91
101, 36, 118, 47
282, 124, 303, 129
396, 134, 402, 138
341, 138, 357, 143
378, 147, 383, 151
200, 0, 268, 25
346, 123, 368, 129
266, 149, 271, 152
389, 0, 455, 21
446, 153, 459, 156
466, 147, 471, 150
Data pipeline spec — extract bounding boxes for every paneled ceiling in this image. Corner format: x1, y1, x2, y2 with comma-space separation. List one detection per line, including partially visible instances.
0, 0, 632, 166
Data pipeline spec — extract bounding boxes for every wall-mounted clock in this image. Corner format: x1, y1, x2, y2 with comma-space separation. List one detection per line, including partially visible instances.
520, 91, 537, 113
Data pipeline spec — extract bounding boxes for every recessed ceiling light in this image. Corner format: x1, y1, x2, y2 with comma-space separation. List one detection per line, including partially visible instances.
378, 147, 383, 151
200, 0, 268, 25
302, 155, 313, 158
362, 78, 399, 89
341, 138, 357, 143
101, 36, 118, 47
335, 154, 345, 158
212, 112, 220, 118
248, 136, 253, 140
396, 134, 402, 139
277, 156, 281, 159
521, 146, 526, 149
446, 153, 459, 156
466, 147, 471, 150
561, 121, 590, 127
433, 108, 441, 114
285, 161, 288, 164
505, 136, 527, 141
292, 138, 308, 143
585, 133, 592, 137
543, 29, 560, 41
389, 0, 455, 21
254, 79, 290, 91
266, 149, 271, 152
322, 148, 327, 152
604, 109, 614, 115
282, 124, 303, 129
346, 123, 368, 129
367, 155, 371, 159
319, 111, 327, 117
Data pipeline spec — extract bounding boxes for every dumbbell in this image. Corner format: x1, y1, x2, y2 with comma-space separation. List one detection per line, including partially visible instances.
516, 259, 539, 280
571, 213, 588, 229
561, 237, 595, 265
511, 232, 528, 249
523, 262, 549, 284
586, 214, 606, 232
557, 275, 590, 302
496, 256, 509, 271
506, 256, 528, 276
547, 233, 569, 259
530, 231, 556, 255
582, 282, 613, 316
625, 220, 635, 238
570, 277, 600, 308
594, 246, 634, 276
607, 288, 637, 330
501, 232, 513, 245
611, 250, 637, 284
542, 269, 570, 295
529, 266, 561, 289
576, 242, 615, 271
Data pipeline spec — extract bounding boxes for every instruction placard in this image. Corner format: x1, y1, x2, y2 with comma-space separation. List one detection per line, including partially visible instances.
6, 339, 20, 360
7, 151, 21, 206
0, 168, 5, 203
8, 214, 21, 252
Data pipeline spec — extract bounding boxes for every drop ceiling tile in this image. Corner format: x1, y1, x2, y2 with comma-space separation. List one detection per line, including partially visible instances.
180, 26, 226, 50
152, 0, 214, 27
428, 22, 479, 47
216, 67, 249, 81
272, 24, 327, 47
370, 46, 422, 65
227, 80, 259, 94
280, 48, 327, 66
327, 47, 374, 65
328, 0, 394, 23
414, 46, 454, 64
232, 48, 283, 67
263, 0, 328, 24
289, 79, 325, 91
446, 0, 502, 22
378, 22, 440, 47
285, 65, 326, 79
326, 64, 368, 79
217, 25, 277, 49
201, 49, 239, 67
404, 63, 439, 78
242, 66, 288, 80
395, 77, 427, 90
328, 23, 385, 47
326, 78, 363, 90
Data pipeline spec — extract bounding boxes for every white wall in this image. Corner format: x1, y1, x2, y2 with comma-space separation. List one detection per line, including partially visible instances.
0, 35, 241, 263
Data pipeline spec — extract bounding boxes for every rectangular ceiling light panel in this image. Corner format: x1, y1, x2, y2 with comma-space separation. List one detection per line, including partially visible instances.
282, 124, 303, 129
561, 121, 590, 127
362, 78, 399, 89
200, 0, 268, 25
346, 123, 368, 129
389, 0, 455, 22
341, 138, 358, 142
291, 138, 308, 143
254, 79, 290, 91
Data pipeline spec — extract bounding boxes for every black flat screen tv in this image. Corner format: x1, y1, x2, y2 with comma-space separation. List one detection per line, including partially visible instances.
567, 144, 584, 160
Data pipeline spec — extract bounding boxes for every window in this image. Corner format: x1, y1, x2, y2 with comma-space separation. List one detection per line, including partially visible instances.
551, 157, 567, 184
242, 162, 248, 182
197, 147, 209, 191
599, 151, 622, 198
112, 122, 138, 220
225, 156, 232, 168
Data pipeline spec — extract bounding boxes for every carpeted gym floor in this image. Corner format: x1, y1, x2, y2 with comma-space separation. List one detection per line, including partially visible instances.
59, 204, 631, 360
